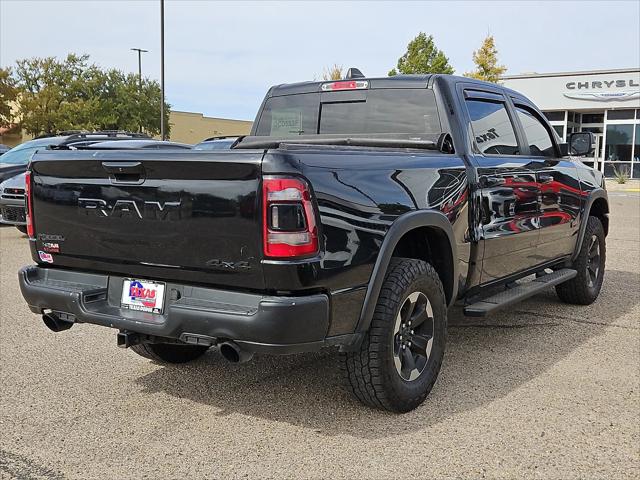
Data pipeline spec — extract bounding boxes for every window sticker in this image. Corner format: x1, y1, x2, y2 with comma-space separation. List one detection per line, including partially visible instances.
270, 109, 303, 136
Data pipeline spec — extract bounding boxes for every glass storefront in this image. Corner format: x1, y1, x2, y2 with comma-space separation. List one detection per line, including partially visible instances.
605, 124, 633, 161
503, 69, 640, 178
542, 108, 640, 178
603, 110, 640, 179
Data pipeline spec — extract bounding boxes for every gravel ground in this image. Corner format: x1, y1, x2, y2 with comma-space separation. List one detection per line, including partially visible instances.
1, 193, 638, 480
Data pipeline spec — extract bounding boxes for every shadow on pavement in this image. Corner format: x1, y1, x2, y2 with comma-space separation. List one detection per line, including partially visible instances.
136, 269, 639, 439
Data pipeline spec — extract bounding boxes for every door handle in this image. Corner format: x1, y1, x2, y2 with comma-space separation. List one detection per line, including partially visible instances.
539, 173, 554, 184
101, 161, 144, 174
101, 161, 145, 184
480, 175, 505, 188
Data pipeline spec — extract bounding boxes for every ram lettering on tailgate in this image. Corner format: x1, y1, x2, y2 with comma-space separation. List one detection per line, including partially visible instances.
78, 198, 182, 220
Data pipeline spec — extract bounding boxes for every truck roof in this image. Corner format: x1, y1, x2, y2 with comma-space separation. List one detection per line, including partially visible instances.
267, 73, 522, 99
269, 74, 436, 97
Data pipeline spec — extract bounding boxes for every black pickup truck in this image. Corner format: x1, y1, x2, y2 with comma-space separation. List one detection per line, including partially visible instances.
19, 73, 608, 412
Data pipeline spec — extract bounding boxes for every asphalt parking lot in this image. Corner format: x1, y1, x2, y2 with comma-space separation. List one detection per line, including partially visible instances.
1, 189, 638, 480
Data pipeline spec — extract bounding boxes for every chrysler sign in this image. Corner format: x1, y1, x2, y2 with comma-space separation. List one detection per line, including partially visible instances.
564, 78, 640, 102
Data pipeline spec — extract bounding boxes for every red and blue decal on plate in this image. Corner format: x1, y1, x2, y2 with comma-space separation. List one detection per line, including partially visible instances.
121, 279, 166, 314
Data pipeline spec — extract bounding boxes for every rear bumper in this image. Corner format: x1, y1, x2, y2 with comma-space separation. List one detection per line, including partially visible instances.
18, 265, 348, 354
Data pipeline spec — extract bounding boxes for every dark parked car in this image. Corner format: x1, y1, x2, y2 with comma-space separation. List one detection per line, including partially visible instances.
0, 137, 75, 233
193, 136, 238, 150
18, 73, 607, 412
0, 132, 154, 233
0, 137, 66, 184
0, 172, 28, 233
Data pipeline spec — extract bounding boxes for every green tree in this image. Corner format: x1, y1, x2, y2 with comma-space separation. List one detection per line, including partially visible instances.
389, 33, 454, 76
14, 54, 95, 134
0, 67, 18, 127
91, 68, 170, 135
13, 53, 170, 136
464, 35, 507, 83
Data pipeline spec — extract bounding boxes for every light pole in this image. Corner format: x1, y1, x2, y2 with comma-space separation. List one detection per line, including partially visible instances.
160, 0, 166, 140
131, 48, 148, 133
130, 48, 148, 92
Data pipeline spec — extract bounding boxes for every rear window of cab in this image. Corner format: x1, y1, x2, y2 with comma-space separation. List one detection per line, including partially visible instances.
254, 89, 441, 137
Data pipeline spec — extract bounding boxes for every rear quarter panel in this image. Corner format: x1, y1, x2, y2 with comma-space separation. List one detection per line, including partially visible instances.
262, 147, 470, 335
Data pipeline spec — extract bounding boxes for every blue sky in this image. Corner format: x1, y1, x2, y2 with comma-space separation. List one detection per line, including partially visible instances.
1, 0, 639, 121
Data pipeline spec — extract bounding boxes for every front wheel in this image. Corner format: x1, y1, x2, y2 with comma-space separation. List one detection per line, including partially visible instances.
556, 215, 606, 305
341, 258, 447, 413
130, 342, 209, 364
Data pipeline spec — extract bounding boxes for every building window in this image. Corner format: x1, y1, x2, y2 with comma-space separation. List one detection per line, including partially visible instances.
635, 124, 640, 162
582, 113, 605, 124
605, 124, 633, 161
608, 109, 636, 121
543, 111, 565, 122
553, 125, 564, 139
604, 163, 632, 178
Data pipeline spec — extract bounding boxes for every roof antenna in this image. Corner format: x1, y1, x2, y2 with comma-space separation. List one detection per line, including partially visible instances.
345, 68, 365, 79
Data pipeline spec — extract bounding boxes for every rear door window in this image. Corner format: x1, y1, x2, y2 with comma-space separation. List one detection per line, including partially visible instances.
465, 99, 520, 155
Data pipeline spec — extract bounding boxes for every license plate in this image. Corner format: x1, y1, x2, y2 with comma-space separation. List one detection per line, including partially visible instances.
121, 279, 166, 314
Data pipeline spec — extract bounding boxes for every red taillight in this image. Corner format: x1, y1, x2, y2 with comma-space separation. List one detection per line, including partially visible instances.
25, 170, 35, 238
262, 177, 319, 258
321, 80, 368, 91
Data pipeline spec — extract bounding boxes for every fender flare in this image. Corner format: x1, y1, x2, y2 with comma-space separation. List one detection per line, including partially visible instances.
572, 188, 609, 261
355, 210, 458, 334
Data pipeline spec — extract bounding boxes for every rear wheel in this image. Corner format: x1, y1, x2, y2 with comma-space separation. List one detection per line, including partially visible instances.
16, 225, 27, 234
341, 258, 447, 413
556, 215, 606, 305
130, 342, 209, 364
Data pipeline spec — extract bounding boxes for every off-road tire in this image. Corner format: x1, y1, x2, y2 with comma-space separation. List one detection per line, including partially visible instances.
340, 258, 447, 413
130, 342, 209, 364
556, 215, 606, 305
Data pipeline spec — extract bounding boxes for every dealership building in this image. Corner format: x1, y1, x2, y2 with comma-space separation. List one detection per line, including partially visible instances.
502, 68, 640, 178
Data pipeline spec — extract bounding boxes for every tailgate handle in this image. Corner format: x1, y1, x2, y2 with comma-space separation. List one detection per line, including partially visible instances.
101, 161, 145, 184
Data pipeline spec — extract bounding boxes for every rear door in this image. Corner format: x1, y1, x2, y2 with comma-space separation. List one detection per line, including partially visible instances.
462, 88, 541, 283
30, 149, 266, 289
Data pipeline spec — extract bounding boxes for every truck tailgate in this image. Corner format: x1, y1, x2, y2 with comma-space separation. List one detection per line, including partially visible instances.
29, 149, 266, 289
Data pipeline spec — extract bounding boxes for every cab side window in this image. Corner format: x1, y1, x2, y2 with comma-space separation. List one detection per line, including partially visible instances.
465, 99, 519, 155
515, 106, 556, 158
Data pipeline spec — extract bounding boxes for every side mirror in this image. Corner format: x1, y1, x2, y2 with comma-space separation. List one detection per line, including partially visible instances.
565, 131, 594, 157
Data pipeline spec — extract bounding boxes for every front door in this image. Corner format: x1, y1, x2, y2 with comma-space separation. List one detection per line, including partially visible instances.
510, 101, 582, 263
462, 89, 541, 283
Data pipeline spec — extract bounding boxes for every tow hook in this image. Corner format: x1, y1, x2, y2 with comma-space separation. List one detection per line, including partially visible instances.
117, 331, 140, 348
